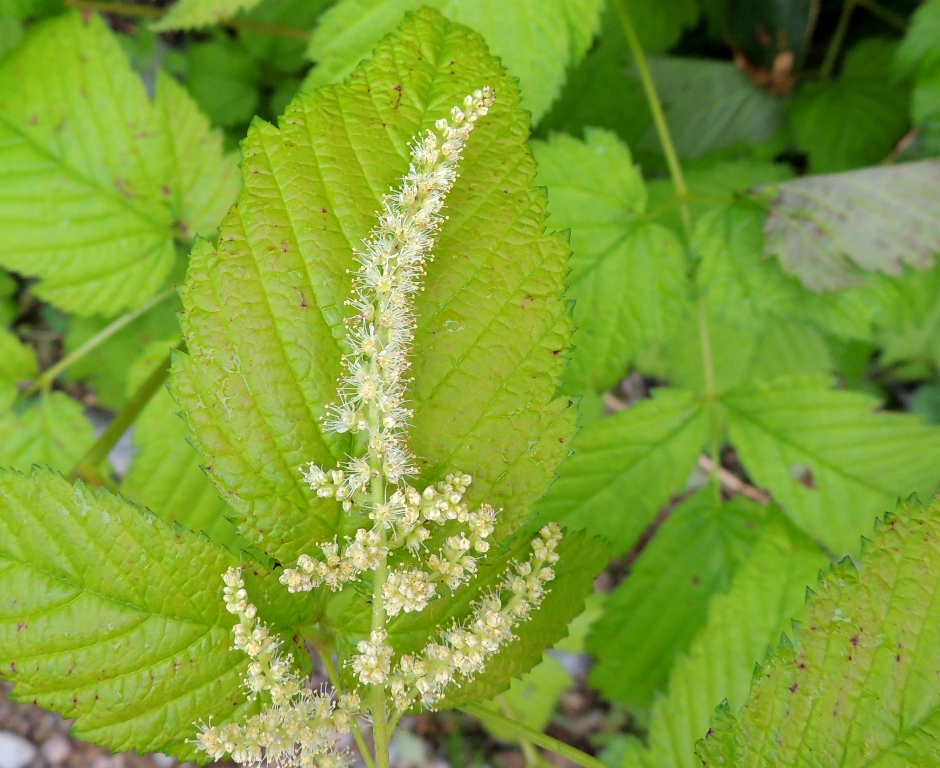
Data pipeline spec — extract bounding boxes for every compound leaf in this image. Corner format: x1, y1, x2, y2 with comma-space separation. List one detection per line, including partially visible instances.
534, 388, 707, 554
172, 8, 575, 563
587, 491, 771, 711
0, 469, 320, 759
0, 13, 239, 316
303, 0, 605, 122
532, 129, 687, 393
153, 0, 264, 31
622, 518, 826, 768
698, 495, 940, 767
723, 374, 940, 556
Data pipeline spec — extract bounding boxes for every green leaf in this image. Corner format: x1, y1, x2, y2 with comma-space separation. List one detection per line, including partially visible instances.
185, 38, 262, 128
723, 374, 940, 556
479, 654, 572, 740
303, 0, 605, 122
0, 469, 320, 759
623, 518, 826, 768
757, 159, 940, 292
237, 0, 334, 74
172, 8, 575, 563
0, 13, 240, 316
0, 328, 35, 413
152, 0, 264, 31
895, 0, 940, 80
697, 495, 940, 766
587, 491, 771, 711
532, 129, 687, 393
0, 392, 95, 473
790, 38, 910, 173
122, 387, 244, 551
621, 0, 699, 54
876, 261, 940, 369
534, 388, 707, 554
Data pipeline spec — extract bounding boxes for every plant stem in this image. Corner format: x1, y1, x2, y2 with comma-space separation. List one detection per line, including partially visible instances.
321, 651, 377, 768
611, 0, 691, 238
462, 704, 610, 768
63, 0, 312, 40
854, 0, 907, 30
22, 288, 176, 399
820, 0, 856, 80
68, 340, 183, 486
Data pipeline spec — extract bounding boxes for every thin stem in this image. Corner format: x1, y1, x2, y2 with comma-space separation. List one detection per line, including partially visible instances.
821, 0, 856, 80
855, 0, 907, 30
497, 695, 540, 767
611, 0, 691, 239
63, 0, 312, 40
462, 704, 609, 768
68, 340, 183, 486
23, 288, 176, 398
321, 652, 377, 768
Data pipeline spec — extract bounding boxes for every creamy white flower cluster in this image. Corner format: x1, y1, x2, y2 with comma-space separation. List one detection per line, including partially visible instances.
196, 568, 360, 768
322, 87, 495, 490
363, 523, 563, 710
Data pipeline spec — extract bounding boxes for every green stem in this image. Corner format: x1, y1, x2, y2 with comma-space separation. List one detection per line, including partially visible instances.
462, 704, 609, 768
63, 0, 312, 40
22, 287, 176, 399
854, 0, 907, 30
820, 0, 856, 80
321, 651, 377, 768
68, 340, 183, 486
611, 0, 691, 239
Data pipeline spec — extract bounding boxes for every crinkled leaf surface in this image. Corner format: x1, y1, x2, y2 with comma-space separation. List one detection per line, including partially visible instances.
724, 374, 940, 556
303, 0, 604, 122
0, 393, 94, 473
534, 389, 707, 554
698, 496, 940, 767
790, 38, 910, 174
152, 0, 264, 30
172, 8, 575, 564
622, 519, 826, 768
757, 159, 940, 291
122, 388, 243, 551
532, 129, 687, 393
587, 491, 770, 711
0, 470, 320, 760
0, 13, 239, 316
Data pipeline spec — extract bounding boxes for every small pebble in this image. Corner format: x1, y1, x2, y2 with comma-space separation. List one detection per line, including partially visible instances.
0, 731, 37, 768
41, 736, 71, 765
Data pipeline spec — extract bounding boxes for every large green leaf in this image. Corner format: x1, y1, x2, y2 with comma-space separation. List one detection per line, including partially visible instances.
724, 374, 940, 556
0, 469, 320, 759
878, 263, 940, 369
185, 38, 262, 128
303, 0, 604, 122
698, 495, 940, 766
122, 388, 243, 551
0, 13, 239, 316
790, 38, 910, 173
0, 392, 95, 473
532, 129, 687, 393
622, 518, 827, 768
896, 0, 940, 130
237, 0, 335, 75
153, 0, 264, 30
587, 491, 770, 711
620, 0, 700, 54
534, 388, 707, 554
172, 8, 575, 563
757, 159, 940, 292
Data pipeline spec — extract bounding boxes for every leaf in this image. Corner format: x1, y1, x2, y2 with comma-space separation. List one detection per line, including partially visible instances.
790, 38, 910, 174
0, 328, 35, 413
0, 13, 240, 316
723, 374, 940, 556
622, 518, 826, 768
587, 491, 771, 711
533, 389, 707, 554
877, 261, 940, 368
152, 0, 264, 31
171, 8, 575, 563
479, 655, 572, 740
895, 0, 940, 81
122, 387, 244, 551
638, 58, 786, 163
621, 0, 700, 54
237, 0, 335, 74
303, 0, 605, 123
758, 159, 940, 292
697, 495, 940, 767
0, 469, 320, 759
0, 392, 95, 473
185, 38, 262, 128
532, 129, 687, 393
